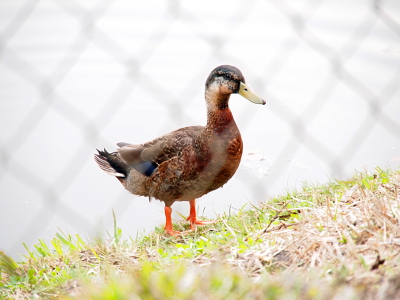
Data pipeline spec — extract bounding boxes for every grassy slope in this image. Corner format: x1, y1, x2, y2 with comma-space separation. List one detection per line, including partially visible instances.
1, 167, 400, 299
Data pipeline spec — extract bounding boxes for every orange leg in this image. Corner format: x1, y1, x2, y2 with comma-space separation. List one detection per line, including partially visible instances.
164, 206, 181, 236
186, 199, 218, 230
164, 200, 218, 236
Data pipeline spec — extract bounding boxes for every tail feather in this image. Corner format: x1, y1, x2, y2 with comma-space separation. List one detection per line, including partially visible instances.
94, 149, 127, 177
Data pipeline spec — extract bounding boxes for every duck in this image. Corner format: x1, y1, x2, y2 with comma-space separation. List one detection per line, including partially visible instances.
94, 65, 265, 236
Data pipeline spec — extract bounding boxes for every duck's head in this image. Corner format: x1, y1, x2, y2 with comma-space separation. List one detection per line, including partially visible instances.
205, 65, 266, 108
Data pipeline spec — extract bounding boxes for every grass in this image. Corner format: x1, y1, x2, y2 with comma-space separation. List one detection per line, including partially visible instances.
1, 167, 400, 299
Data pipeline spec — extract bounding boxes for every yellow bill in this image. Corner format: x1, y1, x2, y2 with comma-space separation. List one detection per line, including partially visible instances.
238, 82, 266, 105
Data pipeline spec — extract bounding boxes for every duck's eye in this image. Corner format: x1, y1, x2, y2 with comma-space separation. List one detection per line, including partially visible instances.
223, 74, 232, 80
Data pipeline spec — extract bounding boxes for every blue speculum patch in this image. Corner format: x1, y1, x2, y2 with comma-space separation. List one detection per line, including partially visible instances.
134, 161, 158, 177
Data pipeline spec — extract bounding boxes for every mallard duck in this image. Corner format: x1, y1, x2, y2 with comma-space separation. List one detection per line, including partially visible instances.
95, 65, 265, 235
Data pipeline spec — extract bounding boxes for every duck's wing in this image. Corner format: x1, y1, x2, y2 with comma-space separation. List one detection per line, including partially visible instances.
117, 126, 204, 177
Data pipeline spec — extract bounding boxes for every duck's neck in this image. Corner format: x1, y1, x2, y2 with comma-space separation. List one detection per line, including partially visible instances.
205, 93, 236, 134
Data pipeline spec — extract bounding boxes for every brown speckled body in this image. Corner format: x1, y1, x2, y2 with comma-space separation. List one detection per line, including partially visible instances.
123, 102, 243, 207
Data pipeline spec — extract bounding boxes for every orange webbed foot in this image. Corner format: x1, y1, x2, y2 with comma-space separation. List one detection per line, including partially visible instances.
186, 217, 219, 225
164, 205, 195, 236
186, 199, 219, 229
187, 219, 219, 230
164, 228, 185, 236
165, 227, 199, 236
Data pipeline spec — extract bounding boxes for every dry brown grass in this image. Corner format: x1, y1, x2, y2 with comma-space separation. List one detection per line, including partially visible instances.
226, 170, 400, 298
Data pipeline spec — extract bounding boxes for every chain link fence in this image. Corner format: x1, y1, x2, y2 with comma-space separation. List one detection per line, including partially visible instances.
1, 0, 399, 258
